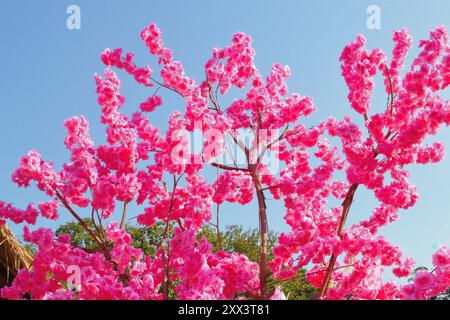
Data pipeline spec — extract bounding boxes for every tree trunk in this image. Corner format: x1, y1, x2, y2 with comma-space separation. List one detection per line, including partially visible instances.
251, 169, 268, 299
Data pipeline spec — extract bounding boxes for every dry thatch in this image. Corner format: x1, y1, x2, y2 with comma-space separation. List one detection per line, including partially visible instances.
0, 224, 33, 288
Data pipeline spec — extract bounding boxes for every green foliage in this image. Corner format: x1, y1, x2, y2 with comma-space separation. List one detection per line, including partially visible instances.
55, 219, 316, 299
55, 219, 100, 250
199, 224, 278, 262
269, 269, 317, 300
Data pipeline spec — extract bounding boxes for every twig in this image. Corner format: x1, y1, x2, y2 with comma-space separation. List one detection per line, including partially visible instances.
120, 201, 128, 229
385, 65, 395, 115
215, 165, 223, 249
161, 174, 182, 300
150, 76, 184, 98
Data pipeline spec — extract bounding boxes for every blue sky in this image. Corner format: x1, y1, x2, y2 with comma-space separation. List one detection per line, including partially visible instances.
1, 0, 450, 274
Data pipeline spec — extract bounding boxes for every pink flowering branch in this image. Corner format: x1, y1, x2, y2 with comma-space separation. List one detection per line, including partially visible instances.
120, 201, 128, 229
318, 62, 402, 298
55, 190, 107, 254
318, 183, 359, 297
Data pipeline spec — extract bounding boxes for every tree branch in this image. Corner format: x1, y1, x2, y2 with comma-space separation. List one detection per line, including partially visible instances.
161, 174, 181, 300
250, 167, 269, 299
55, 190, 107, 254
210, 162, 249, 172
120, 201, 128, 229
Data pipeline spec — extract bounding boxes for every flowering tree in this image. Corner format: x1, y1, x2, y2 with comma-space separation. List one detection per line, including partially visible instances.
1, 22, 450, 300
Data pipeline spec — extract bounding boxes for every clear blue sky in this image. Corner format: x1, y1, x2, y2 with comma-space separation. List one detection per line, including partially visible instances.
1, 0, 450, 274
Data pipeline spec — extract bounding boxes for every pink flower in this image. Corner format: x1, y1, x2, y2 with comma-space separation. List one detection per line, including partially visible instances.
393, 257, 415, 278
381, 29, 412, 95
0, 201, 39, 225
116, 174, 141, 202
11, 150, 62, 196
340, 35, 386, 114
413, 271, 434, 290
212, 171, 254, 205
432, 246, 450, 267
38, 199, 59, 220
140, 95, 163, 113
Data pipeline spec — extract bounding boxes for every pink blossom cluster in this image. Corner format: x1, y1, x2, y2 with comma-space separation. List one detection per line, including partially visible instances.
400, 247, 450, 299
205, 32, 257, 94
168, 229, 260, 299
339, 36, 386, 115
140, 95, 163, 113
0, 201, 38, 225
212, 171, 254, 205
1, 224, 160, 300
101, 48, 153, 87
1, 23, 450, 300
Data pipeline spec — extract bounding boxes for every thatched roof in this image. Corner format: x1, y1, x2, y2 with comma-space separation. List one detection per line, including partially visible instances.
0, 224, 33, 288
